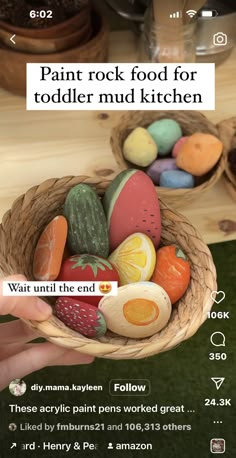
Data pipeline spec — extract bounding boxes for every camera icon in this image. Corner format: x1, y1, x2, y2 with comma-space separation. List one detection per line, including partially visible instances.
213, 32, 227, 46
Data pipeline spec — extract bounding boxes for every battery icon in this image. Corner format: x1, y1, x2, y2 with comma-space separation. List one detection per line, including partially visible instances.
201, 10, 218, 17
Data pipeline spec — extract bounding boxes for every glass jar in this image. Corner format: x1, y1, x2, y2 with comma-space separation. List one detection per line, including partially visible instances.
140, 7, 197, 63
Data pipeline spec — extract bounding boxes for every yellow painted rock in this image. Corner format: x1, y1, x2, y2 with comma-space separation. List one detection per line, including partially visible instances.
123, 127, 158, 167
109, 233, 156, 286
98, 282, 172, 338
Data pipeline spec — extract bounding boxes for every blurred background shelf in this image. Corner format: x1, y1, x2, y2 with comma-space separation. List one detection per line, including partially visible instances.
0, 30, 235, 244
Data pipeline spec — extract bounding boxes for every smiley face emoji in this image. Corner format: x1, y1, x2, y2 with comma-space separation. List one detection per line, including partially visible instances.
99, 281, 112, 294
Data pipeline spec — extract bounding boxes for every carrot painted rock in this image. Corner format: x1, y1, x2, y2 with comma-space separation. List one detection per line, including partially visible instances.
55, 296, 107, 337
57, 254, 120, 306
109, 233, 156, 286
151, 245, 191, 304
63, 184, 109, 257
176, 133, 223, 176
103, 170, 161, 251
98, 282, 171, 338
33, 215, 68, 281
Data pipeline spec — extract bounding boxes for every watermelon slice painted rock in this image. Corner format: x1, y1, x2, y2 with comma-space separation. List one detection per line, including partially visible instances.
57, 254, 120, 306
63, 184, 109, 257
103, 170, 161, 251
55, 296, 107, 337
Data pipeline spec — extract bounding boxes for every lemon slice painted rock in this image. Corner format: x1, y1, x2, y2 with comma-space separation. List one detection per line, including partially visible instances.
98, 282, 172, 338
109, 233, 156, 286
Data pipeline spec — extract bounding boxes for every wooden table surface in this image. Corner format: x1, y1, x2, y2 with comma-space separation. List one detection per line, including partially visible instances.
0, 31, 235, 245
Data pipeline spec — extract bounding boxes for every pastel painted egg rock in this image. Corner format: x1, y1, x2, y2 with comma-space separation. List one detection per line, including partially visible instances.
33, 215, 68, 281
160, 170, 194, 188
109, 233, 156, 286
147, 158, 178, 185
63, 184, 109, 257
99, 282, 171, 338
57, 254, 120, 306
55, 296, 107, 338
152, 245, 191, 304
103, 169, 161, 251
176, 133, 223, 176
123, 127, 158, 167
147, 119, 182, 156
172, 136, 188, 158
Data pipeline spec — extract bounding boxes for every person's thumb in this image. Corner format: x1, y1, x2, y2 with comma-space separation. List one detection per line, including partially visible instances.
0, 275, 52, 321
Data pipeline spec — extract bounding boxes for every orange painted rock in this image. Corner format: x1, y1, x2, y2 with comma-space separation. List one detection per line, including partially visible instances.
151, 245, 190, 304
33, 215, 68, 281
176, 133, 223, 176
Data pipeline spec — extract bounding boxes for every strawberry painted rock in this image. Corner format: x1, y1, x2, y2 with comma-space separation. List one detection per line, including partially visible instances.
63, 184, 109, 257
103, 170, 161, 251
33, 215, 68, 281
57, 254, 120, 306
55, 296, 107, 337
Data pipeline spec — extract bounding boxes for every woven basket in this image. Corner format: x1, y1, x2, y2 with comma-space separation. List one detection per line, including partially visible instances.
218, 117, 236, 202
111, 110, 226, 208
0, 175, 217, 360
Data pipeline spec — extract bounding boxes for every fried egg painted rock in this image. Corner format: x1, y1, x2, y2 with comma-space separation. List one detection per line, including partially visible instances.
98, 282, 172, 338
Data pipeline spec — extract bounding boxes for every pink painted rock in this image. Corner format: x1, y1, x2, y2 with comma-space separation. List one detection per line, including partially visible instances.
172, 136, 188, 158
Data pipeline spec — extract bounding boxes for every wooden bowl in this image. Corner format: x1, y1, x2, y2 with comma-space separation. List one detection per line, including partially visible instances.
0, 4, 91, 39
0, 10, 109, 96
0, 17, 92, 54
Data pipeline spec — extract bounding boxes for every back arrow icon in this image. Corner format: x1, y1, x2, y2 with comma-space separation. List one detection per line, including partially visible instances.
10, 34, 16, 45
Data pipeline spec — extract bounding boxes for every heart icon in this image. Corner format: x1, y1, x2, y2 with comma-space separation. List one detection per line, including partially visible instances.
211, 290, 225, 304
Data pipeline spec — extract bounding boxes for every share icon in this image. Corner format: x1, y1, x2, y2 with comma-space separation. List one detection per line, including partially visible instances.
211, 377, 225, 390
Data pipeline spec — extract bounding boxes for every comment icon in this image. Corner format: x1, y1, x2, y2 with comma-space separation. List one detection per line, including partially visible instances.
210, 332, 226, 347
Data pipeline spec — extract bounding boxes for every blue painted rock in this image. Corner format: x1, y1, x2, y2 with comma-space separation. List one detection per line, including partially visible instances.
103, 170, 161, 251
147, 119, 182, 156
98, 282, 171, 338
123, 127, 158, 167
147, 158, 178, 185
160, 170, 194, 188
63, 184, 109, 257
172, 136, 188, 158
55, 296, 107, 337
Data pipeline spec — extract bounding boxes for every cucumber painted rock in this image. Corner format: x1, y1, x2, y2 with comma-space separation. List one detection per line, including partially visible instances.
103, 170, 161, 251
64, 184, 109, 257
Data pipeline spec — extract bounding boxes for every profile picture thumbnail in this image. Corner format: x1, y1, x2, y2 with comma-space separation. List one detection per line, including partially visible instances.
9, 379, 27, 397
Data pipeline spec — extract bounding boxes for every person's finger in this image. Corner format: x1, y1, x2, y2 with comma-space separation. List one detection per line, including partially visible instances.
0, 320, 39, 345
0, 275, 52, 321
0, 342, 93, 391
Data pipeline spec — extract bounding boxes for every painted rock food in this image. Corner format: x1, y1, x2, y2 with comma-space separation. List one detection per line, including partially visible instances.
176, 133, 223, 176
123, 127, 158, 167
147, 158, 178, 185
64, 184, 109, 257
151, 245, 191, 304
55, 296, 107, 337
147, 118, 182, 156
57, 254, 120, 306
33, 215, 68, 281
109, 233, 156, 286
103, 169, 161, 251
160, 170, 194, 189
99, 282, 171, 338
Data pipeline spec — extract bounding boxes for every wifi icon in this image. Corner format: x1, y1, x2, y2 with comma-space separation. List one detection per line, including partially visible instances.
186, 9, 197, 18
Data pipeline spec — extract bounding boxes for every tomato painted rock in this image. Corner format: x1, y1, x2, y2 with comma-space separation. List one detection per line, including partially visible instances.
176, 133, 223, 176
103, 170, 161, 251
109, 233, 156, 286
151, 245, 191, 304
57, 254, 120, 306
63, 184, 109, 257
147, 119, 182, 156
33, 215, 68, 281
172, 136, 188, 158
123, 127, 158, 167
98, 282, 171, 338
55, 296, 107, 337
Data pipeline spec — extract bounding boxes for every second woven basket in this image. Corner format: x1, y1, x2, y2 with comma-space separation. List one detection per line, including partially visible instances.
218, 116, 236, 202
0, 176, 217, 360
111, 110, 226, 208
